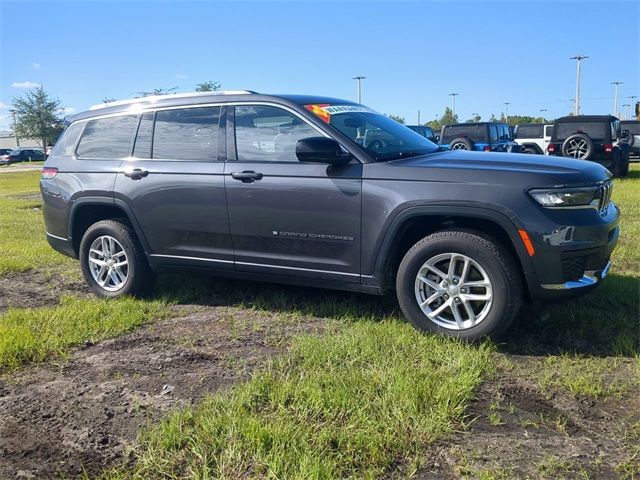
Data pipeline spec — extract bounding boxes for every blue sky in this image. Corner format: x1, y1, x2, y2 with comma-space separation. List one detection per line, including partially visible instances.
0, 0, 638, 129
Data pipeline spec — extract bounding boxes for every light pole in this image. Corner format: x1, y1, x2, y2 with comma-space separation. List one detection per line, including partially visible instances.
503, 102, 510, 122
449, 93, 459, 118
417, 109, 421, 124
611, 81, 623, 117
9, 109, 19, 147
353, 76, 365, 104
570, 55, 588, 115
622, 104, 631, 119
628, 96, 637, 118
539, 108, 547, 120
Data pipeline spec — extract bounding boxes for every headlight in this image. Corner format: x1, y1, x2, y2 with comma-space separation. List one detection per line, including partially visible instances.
529, 186, 600, 208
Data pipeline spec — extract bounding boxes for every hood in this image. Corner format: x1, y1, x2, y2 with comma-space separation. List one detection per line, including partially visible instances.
368, 150, 612, 187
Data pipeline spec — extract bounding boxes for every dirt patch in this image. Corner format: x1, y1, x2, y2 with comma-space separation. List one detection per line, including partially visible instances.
413, 357, 640, 479
0, 271, 89, 313
0, 304, 327, 479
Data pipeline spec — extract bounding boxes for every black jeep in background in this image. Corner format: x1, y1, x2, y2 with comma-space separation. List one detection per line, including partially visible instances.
621, 120, 640, 160
548, 115, 630, 177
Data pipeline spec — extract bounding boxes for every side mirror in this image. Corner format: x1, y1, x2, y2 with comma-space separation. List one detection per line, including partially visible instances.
295, 137, 351, 165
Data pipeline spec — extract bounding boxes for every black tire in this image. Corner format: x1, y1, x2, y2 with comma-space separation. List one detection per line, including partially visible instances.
79, 219, 154, 298
450, 137, 474, 151
523, 145, 539, 155
561, 133, 594, 159
614, 150, 630, 177
396, 230, 522, 341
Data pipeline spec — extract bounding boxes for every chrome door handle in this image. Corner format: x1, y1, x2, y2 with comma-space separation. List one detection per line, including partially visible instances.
231, 171, 263, 183
123, 167, 149, 180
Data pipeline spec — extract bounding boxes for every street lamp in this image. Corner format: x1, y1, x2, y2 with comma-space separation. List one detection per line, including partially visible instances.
503, 102, 510, 122
353, 76, 365, 104
628, 96, 638, 118
449, 93, 459, 118
9, 109, 20, 147
622, 104, 631, 119
570, 55, 588, 115
539, 108, 547, 120
611, 81, 623, 117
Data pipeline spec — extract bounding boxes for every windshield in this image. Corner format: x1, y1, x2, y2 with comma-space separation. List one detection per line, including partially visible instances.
305, 104, 438, 161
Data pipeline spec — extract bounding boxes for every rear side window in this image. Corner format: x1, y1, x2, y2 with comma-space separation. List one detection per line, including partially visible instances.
489, 125, 499, 142
76, 115, 138, 159
515, 125, 543, 139
441, 124, 486, 143
152, 106, 220, 161
51, 122, 84, 157
544, 125, 554, 137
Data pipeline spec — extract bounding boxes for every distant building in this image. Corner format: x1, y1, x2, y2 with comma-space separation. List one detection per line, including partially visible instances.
0, 131, 40, 150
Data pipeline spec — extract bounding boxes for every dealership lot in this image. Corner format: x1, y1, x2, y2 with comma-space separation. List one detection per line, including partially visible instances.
0, 168, 638, 478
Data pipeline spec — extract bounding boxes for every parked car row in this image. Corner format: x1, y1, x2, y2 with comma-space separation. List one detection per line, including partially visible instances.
0, 147, 45, 165
409, 116, 638, 178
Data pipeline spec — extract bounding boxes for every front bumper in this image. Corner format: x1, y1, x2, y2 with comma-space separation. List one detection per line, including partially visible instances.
540, 260, 611, 290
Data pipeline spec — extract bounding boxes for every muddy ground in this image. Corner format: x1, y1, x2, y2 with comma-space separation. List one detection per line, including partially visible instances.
0, 271, 638, 479
0, 273, 328, 479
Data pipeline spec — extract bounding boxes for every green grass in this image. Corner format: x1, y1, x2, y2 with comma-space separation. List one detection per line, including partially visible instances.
0, 170, 75, 275
98, 321, 492, 479
0, 296, 167, 372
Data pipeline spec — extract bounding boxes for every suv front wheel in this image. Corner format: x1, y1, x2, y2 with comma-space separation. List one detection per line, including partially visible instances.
79, 219, 154, 298
396, 230, 522, 341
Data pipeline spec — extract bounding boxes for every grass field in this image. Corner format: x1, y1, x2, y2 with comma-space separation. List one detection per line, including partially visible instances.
0, 166, 638, 478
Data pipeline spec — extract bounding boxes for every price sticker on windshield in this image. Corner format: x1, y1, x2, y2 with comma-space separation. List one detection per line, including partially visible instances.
305, 104, 377, 123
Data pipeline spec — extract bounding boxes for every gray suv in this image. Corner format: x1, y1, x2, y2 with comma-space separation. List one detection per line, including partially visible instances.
41, 91, 619, 341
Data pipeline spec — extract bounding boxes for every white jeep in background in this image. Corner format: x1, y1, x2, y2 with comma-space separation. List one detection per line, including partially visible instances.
514, 124, 554, 155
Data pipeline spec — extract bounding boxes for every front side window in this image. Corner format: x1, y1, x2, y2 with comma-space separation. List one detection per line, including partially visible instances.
153, 106, 220, 161
498, 125, 510, 141
235, 105, 317, 162
76, 115, 138, 158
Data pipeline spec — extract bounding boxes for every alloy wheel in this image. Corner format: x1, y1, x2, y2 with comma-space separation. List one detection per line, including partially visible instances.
88, 235, 129, 291
414, 252, 493, 330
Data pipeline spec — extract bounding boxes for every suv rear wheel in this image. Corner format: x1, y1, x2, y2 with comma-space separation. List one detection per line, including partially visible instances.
79, 220, 154, 298
450, 137, 474, 150
396, 230, 522, 341
562, 133, 594, 159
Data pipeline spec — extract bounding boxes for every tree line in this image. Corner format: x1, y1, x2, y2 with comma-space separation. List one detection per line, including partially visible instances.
388, 107, 551, 130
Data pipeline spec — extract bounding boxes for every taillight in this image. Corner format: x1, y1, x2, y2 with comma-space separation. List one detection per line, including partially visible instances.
483, 146, 491, 152
548, 144, 556, 153
41, 167, 58, 179
604, 144, 613, 153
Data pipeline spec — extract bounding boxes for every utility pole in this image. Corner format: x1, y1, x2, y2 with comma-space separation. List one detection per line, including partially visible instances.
539, 108, 547, 120
353, 76, 365, 104
9, 109, 20, 147
611, 81, 623, 117
449, 93, 459, 118
503, 102, 510, 122
417, 109, 421, 124
570, 55, 588, 115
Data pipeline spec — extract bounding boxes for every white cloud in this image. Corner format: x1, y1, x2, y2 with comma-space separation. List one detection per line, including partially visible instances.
176, 73, 187, 80
12, 81, 41, 89
0, 102, 8, 110
32, 63, 41, 69
60, 106, 76, 116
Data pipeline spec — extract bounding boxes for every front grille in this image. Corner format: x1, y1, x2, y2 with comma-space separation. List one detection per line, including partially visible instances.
562, 256, 586, 282
598, 181, 613, 215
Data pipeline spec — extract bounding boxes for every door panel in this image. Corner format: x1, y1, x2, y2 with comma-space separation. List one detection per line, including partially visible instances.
114, 105, 233, 266
225, 105, 362, 279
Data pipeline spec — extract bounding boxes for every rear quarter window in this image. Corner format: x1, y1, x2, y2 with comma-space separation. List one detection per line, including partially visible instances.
76, 115, 138, 159
50, 122, 85, 157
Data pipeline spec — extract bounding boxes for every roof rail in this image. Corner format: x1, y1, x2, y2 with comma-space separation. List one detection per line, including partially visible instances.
89, 90, 257, 111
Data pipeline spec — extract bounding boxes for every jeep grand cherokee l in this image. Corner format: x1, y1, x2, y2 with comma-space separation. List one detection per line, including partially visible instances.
41, 91, 619, 341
